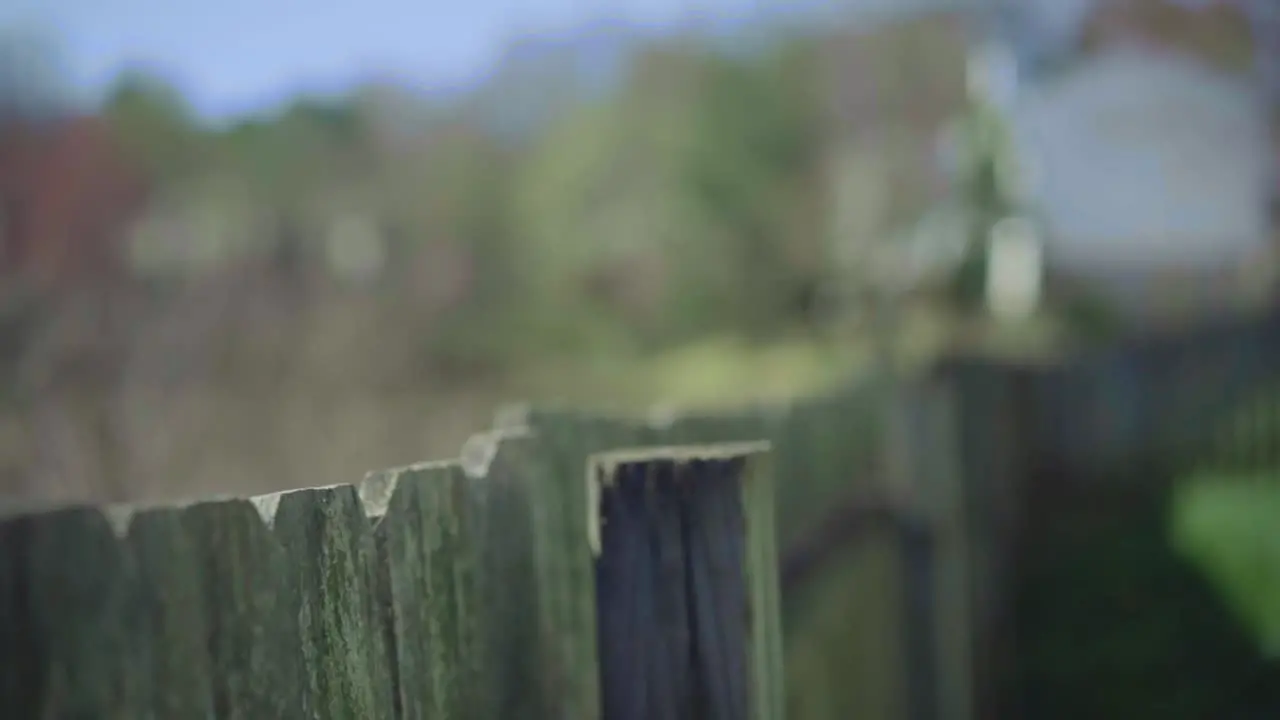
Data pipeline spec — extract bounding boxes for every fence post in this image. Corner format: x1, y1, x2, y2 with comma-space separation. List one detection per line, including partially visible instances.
587, 442, 783, 720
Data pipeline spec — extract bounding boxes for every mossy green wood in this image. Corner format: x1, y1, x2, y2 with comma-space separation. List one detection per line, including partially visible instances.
265, 485, 396, 719
645, 392, 906, 720
459, 429, 551, 718
0, 506, 148, 719
521, 409, 658, 718
522, 380, 904, 720
740, 449, 786, 720
773, 389, 907, 720
519, 403, 786, 720
361, 460, 475, 720
181, 497, 305, 718
123, 504, 216, 717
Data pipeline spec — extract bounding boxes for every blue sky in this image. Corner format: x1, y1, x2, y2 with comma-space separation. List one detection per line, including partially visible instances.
0, 0, 797, 120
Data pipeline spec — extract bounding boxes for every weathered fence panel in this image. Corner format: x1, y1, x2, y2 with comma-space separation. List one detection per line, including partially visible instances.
0, 506, 146, 718
516, 411, 658, 718
648, 397, 907, 720
125, 505, 215, 717
361, 461, 473, 719
182, 497, 305, 718
937, 308, 1280, 719
272, 485, 397, 718
0, 427, 784, 720
523, 391, 909, 720
461, 429, 551, 717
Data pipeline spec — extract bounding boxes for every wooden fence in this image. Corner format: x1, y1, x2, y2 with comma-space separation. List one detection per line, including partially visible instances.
15, 306, 1280, 720
0, 356, 992, 720
0, 427, 783, 719
935, 306, 1280, 719
521, 396, 918, 720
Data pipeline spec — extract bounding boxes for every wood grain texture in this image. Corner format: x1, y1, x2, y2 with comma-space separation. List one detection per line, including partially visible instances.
463, 431, 550, 718
591, 449, 781, 720
182, 497, 305, 719
0, 506, 145, 718
270, 485, 396, 719
124, 505, 215, 717
364, 460, 474, 720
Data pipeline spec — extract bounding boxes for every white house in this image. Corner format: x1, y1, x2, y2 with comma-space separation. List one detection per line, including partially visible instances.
1001, 0, 1278, 322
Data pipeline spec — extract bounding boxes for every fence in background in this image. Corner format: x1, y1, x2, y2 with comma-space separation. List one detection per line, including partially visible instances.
10, 306, 1280, 720
521, 389, 944, 720
936, 307, 1280, 719
0, 429, 782, 719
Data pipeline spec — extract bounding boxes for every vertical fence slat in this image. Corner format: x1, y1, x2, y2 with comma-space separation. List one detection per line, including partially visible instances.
741, 449, 785, 720
124, 505, 215, 718
900, 520, 938, 720
362, 460, 472, 719
267, 485, 395, 719
590, 443, 781, 720
3, 400, 810, 720
899, 378, 971, 720
523, 410, 655, 719
529, 389, 886, 720
463, 429, 550, 718
594, 461, 677, 720
182, 497, 304, 718
0, 507, 145, 718
682, 457, 752, 720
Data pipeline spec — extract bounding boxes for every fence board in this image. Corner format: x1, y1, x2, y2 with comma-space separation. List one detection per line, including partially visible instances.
521, 411, 657, 719
269, 485, 396, 718
525, 389, 902, 720
182, 497, 305, 718
462, 430, 551, 717
0, 506, 145, 718
590, 444, 781, 720
124, 505, 215, 717
362, 460, 473, 719
0, 415, 790, 720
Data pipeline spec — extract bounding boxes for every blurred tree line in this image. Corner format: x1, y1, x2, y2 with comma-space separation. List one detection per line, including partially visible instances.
0, 13, 966, 365
0, 14, 970, 501
113, 34, 837, 352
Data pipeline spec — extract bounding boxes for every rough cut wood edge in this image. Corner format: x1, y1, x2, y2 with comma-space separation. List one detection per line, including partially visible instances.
586, 442, 772, 559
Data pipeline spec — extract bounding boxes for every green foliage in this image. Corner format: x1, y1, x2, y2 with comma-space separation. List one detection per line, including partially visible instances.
676, 39, 824, 338
103, 70, 205, 178
83, 16, 966, 370
214, 99, 364, 208
1166, 383, 1280, 662
1061, 294, 1124, 339
1019, 489, 1280, 719
1171, 478, 1280, 657
505, 35, 827, 351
